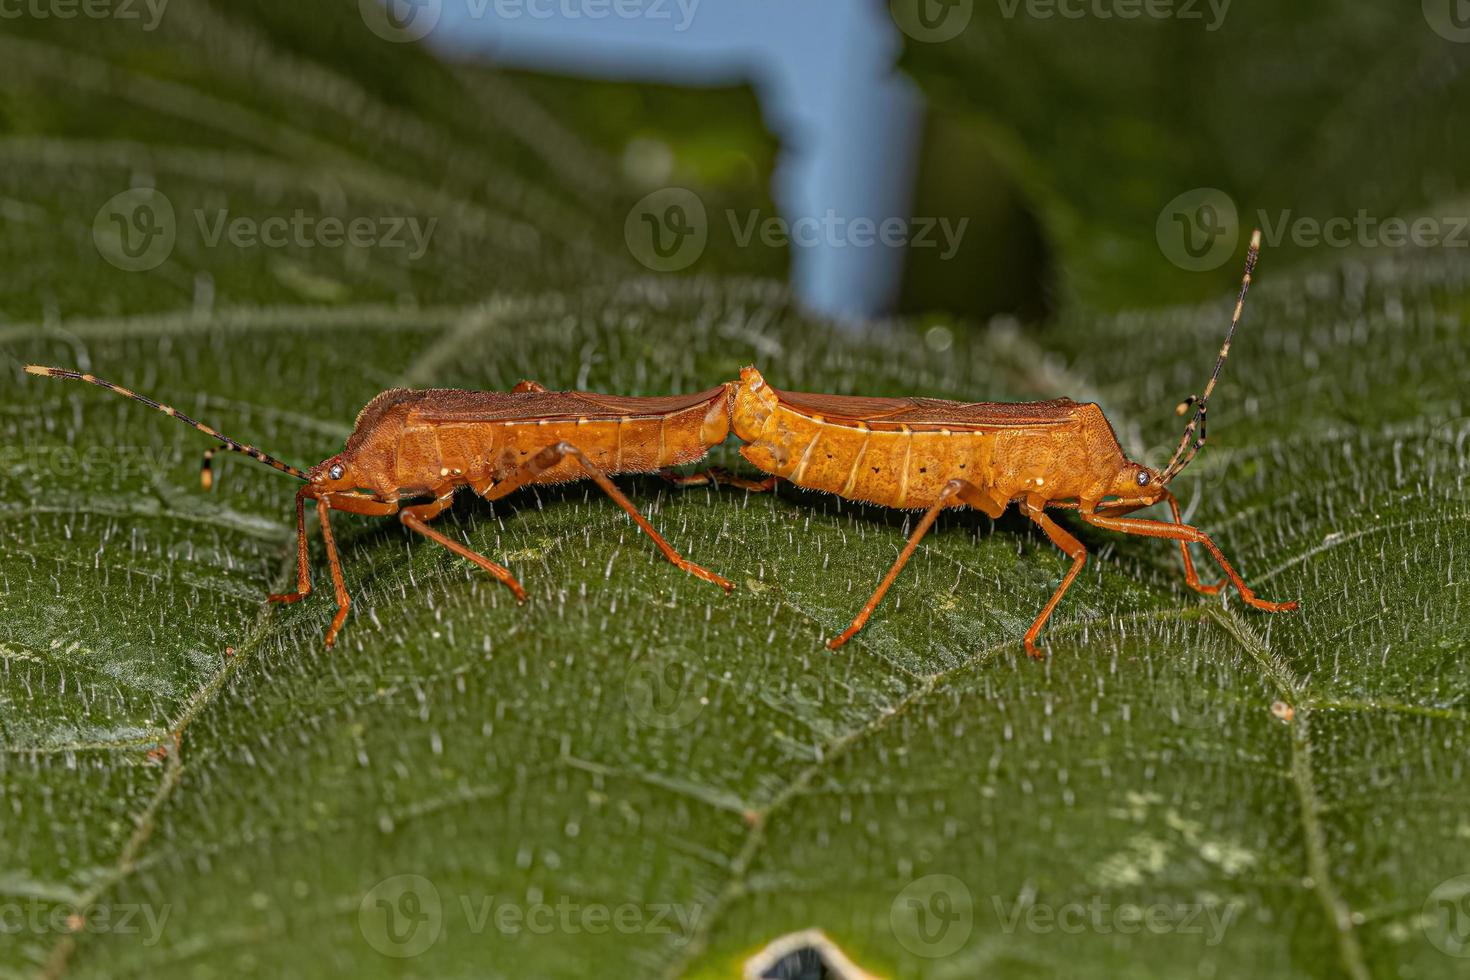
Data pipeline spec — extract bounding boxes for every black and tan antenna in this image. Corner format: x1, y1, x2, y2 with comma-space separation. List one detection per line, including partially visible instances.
1161, 228, 1260, 484
25, 366, 308, 482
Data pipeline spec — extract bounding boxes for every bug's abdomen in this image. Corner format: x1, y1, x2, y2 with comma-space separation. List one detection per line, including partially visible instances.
472, 396, 727, 484
737, 400, 1000, 510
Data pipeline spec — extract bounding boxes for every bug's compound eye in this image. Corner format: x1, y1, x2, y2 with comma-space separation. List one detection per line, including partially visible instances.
329, 463, 345, 481
1136, 469, 1151, 487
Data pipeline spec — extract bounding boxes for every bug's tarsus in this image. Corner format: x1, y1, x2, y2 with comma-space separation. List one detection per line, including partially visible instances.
25, 365, 308, 482
1162, 228, 1261, 484
201, 449, 216, 490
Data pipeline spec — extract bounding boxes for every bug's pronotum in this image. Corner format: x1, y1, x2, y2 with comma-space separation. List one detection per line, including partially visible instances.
23, 369, 737, 646
723, 229, 1297, 656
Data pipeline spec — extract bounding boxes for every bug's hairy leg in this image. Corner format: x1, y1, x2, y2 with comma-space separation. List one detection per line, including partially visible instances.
482, 441, 735, 592
828, 480, 968, 651
1090, 493, 1222, 596
661, 467, 778, 493
1081, 510, 1298, 613
1021, 498, 1089, 660
398, 486, 527, 603
268, 486, 316, 604
314, 496, 351, 648
1158, 491, 1221, 596
302, 492, 399, 647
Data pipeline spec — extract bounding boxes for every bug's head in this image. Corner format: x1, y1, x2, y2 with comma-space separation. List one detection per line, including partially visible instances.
309, 454, 358, 492
1112, 460, 1167, 504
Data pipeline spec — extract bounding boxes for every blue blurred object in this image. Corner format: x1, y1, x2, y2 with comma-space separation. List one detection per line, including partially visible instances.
423, 0, 925, 322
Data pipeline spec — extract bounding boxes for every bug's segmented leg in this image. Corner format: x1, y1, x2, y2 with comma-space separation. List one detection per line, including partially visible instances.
661, 467, 779, 493
1021, 498, 1088, 659
479, 441, 735, 592
1087, 491, 1222, 596
314, 496, 351, 648
1081, 510, 1298, 613
1157, 491, 1222, 596
268, 487, 316, 604
317, 493, 397, 647
398, 486, 527, 603
272, 491, 397, 647
828, 479, 969, 650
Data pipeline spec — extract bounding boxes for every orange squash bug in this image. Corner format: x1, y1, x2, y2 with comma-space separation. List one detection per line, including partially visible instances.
724, 229, 1298, 657
23, 370, 736, 646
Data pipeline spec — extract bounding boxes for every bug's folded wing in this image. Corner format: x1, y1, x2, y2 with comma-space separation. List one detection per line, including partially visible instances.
411, 386, 729, 423
769, 388, 1083, 430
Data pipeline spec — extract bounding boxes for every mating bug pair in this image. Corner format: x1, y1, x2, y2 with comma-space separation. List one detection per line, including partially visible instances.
27, 232, 1296, 654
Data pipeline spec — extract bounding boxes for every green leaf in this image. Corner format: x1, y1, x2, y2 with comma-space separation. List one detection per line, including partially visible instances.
3, 5, 1469, 980
897, 0, 1470, 309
